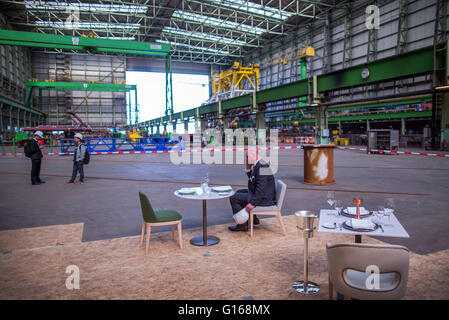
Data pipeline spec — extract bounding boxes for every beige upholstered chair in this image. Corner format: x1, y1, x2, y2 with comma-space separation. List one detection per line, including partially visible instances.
326, 243, 410, 300
248, 179, 287, 238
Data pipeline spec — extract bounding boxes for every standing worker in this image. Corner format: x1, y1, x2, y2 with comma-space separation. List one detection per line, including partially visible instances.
25, 131, 45, 185
66, 133, 87, 184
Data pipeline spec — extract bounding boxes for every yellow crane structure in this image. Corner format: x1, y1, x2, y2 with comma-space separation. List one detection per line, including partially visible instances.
268, 46, 315, 65
210, 61, 259, 102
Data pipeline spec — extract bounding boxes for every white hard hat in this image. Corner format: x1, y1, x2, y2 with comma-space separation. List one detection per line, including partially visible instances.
74, 133, 84, 140
34, 131, 44, 138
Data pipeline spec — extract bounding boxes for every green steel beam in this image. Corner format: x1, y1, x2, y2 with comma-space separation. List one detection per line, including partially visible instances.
25, 82, 137, 123
26, 81, 137, 92
0, 30, 170, 56
96, 47, 168, 56
268, 110, 439, 125
0, 94, 45, 116
0, 40, 83, 51
266, 97, 432, 118
141, 45, 436, 126
266, 110, 314, 118
328, 110, 436, 122
318, 47, 433, 92
328, 97, 432, 111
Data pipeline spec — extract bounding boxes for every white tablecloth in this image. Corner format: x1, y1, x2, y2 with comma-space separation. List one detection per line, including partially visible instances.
318, 209, 409, 238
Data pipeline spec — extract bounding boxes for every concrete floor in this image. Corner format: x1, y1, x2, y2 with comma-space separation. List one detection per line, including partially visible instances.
0, 147, 448, 255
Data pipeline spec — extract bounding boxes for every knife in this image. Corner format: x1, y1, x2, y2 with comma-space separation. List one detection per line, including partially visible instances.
379, 225, 384, 233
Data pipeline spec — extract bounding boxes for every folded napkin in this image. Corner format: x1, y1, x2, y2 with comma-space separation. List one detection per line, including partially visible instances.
178, 187, 197, 195
212, 185, 232, 192
233, 208, 249, 224
350, 218, 376, 230
346, 206, 370, 215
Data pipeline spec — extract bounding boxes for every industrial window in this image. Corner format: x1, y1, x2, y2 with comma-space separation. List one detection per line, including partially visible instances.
24, 1, 147, 14
156, 40, 229, 55
162, 27, 246, 46
171, 10, 266, 35
34, 21, 141, 30
205, 0, 293, 21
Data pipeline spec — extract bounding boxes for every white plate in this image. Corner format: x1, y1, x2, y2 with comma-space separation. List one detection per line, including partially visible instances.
177, 187, 197, 195
212, 186, 232, 192
322, 222, 338, 229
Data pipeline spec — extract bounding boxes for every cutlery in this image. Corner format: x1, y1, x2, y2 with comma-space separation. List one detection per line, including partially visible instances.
379, 225, 384, 233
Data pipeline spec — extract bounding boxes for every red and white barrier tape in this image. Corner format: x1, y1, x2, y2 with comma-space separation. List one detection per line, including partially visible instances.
335, 146, 449, 157
1, 145, 448, 158
0, 145, 301, 157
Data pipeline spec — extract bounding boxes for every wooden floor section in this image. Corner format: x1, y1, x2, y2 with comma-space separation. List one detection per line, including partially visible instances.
0, 216, 448, 300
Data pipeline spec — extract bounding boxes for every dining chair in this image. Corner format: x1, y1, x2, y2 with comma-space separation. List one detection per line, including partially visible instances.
138, 191, 183, 255
326, 242, 410, 300
248, 179, 287, 238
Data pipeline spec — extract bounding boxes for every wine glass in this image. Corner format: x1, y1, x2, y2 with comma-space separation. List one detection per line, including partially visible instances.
384, 198, 395, 222
327, 191, 335, 208
334, 200, 343, 216
374, 205, 385, 224
201, 173, 210, 193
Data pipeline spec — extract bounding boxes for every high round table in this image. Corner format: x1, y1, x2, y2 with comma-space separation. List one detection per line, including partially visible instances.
174, 187, 235, 246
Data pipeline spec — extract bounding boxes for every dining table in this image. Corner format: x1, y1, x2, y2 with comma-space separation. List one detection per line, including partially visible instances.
174, 186, 235, 246
318, 208, 410, 243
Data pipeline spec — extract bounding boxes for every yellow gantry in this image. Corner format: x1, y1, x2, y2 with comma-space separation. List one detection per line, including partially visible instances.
211, 61, 259, 98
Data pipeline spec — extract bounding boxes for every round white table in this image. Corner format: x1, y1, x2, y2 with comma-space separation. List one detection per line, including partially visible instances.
174, 187, 235, 246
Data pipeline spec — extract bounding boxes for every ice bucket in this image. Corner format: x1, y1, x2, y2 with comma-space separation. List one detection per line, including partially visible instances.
295, 210, 318, 238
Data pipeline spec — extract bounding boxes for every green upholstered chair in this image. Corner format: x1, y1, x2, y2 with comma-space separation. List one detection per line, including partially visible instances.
139, 191, 183, 254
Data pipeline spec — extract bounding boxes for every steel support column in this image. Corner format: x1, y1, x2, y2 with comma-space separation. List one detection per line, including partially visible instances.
256, 112, 266, 131
222, 117, 229, 129
322, 13, 332, 74
9, 106, 12, 132
343, 5, 353, 69
0, 103, 3, 132
431, 91, 438, 150
165, 54, 174, 116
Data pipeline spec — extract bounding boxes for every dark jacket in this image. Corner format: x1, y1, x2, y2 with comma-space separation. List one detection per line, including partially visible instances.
247, 159, 276, 207
29, 139, 43, 160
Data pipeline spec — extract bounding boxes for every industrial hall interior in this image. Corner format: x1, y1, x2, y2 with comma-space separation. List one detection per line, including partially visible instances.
0, 0, 448, 303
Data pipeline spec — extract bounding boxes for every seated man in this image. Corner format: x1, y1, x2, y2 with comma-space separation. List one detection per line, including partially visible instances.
228, 149, 276, 232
